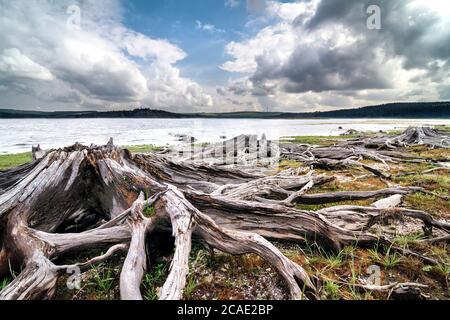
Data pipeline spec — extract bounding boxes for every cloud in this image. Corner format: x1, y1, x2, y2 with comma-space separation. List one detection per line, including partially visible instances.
220, 0, 450, 111
0, 0, 212, 111
438, 85, 450, 100
0, 48, 54, 81
195, 21, 225, 34
225, 0, 240, 9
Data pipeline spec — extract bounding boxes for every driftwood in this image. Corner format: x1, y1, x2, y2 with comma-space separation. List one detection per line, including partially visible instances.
0, 127, 448, 300
345, 126, 450, 149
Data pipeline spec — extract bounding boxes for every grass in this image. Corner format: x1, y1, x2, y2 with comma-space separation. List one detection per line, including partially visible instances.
296, 199, 374, 211
322, 280, 341, 300
0, 144, 161, 171
368, 246, 402, 269
434, 125, 450, 132
393, 233, 424, 248
184, 275, 199, 299
89, 263, 117, 294
122, 144, 161, 153
0, 152, 32, 170
280, 134, 359, 146
0, 277, 11, 290
433, 264, 450, 280
143, 262, 168, 300
403, 193, 450, 218
386, 129, 404, 135
278, 159, 304, 169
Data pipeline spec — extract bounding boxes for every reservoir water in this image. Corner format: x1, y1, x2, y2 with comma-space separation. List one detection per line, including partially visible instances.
1, 118, 449, 154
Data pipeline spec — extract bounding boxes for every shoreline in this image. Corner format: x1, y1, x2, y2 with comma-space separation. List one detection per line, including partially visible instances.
1, 126, 449, 170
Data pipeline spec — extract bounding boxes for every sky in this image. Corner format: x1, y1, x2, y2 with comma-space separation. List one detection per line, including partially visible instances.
0, 0, 449, 113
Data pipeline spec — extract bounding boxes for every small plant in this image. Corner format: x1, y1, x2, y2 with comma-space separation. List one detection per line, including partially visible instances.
306, 242, 345, 269
369, 246, 402, 268
143, 263, 168, 300
433, 263, 450, 279
381, 252, 402, 268
394, 233, 423, 248
143, 204, 156, 217
183, 275, 198, 299
322, 280, 341, 300
0, 277, 11, 290
348, 287, 373, 300
89, 263, 116, 294
323, 250, 345, 269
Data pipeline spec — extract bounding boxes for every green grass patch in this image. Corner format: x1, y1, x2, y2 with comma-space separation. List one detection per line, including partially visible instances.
393, 233, 424, 248
385, 129, 404, 136
368, 247, 402, 269
394, 174, 450, 193
143, 262, 168, 300
279, 159, 304, 169
122, 144, 161, 153
0, 152, 32, 170
434, 125, 450, 132
322, 280, 341, 300
404, 193, 450, 217
296, 199, 374, 211
143, 205, 156, 217
0, 277, 11, 290
89, 263, 117, 294
280, 134, 358, 146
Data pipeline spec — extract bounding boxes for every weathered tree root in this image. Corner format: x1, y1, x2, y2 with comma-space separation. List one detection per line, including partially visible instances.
0, 143, 327, 300
0, 129, 448, 300
345, 126, 450, 149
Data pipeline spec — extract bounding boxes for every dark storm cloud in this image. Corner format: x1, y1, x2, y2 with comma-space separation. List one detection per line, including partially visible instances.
306, 0, 450, 71
228, 0, 450, 98
252, 40, 391, 94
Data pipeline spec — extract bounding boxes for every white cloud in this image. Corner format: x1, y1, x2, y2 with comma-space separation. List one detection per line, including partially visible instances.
195, 21, 225, 34
114, 27, 186, 64
0, 48, 54, 81
0, 0, 213, 111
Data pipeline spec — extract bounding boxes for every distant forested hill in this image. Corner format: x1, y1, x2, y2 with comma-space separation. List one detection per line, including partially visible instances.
1, 102, 449, 119
286, 102, 450, 119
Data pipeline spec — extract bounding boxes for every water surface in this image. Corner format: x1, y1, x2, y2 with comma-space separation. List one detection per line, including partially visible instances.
1, 118, 449, 154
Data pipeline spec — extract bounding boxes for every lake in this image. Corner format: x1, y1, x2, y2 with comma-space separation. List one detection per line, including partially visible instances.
1, 118, 449, 154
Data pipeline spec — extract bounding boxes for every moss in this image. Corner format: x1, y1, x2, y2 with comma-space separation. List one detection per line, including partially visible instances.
0, 152, 32, 170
